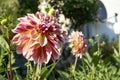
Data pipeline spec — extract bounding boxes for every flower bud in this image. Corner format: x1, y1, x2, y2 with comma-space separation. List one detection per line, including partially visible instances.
1, 19, 7, 26
96, 34, 100, 38
48, 8, 55, 17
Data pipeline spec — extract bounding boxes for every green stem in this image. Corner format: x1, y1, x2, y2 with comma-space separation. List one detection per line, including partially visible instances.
8, 51, 12, 80
6, 27, 12, 80
26, 62, 30, 80
37, 63, 42, 80
32, 63, 42, 80
73, 55, 78, 78
39, 63, 42, 74
7, 71, 10, 80
118, 34, 120, 53
32, 63, 36, 80
74, 56, 78, 72
98, 40, 100, 53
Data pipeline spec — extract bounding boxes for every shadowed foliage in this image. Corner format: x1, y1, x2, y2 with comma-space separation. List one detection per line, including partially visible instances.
49, 0, 98, 29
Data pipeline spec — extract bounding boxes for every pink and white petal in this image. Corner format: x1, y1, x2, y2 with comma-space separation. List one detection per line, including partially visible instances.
29, 40, 40, 49
40, 49, 48, 63
30, 30, 39, 40
38, 34, 47, 47
25, 49, 34, 60
18, 23, 34, 29
16, 39, 28, 54
16, 36, 29, 46
18, 17, 28, 22
51, 46, 61, 61
19, 35, 29, 41
22, 41, 29, 57
43, 44, 52, 63
12, 27, 27, 33
48, 39, 58, 48
16, 45, 23, 54
45, 51, 52, 64
27, 14, 39, 25
35, 12, 40, 19
12, 34, 20, 43
32, 47, 47, 63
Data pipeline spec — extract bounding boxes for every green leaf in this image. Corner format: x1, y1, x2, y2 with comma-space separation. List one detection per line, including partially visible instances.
0, 75, 7, 80
12, 67, 19, 70
45, 59, 60, 79
39, 63, 55, 79
0, 67, 6, 73
0, 35, 10, 51
83, 58, 91, 68
39, 65, 48, 77
85, 52, 92, 63
57, 70, 69, 79
11, 52, 15, 64
40, 59, 60, 79
13, 70, 23, 80
92, 51, 101, 66
113, 47, 119, 57
112, 47, 120, 62
13, 75, 23, 80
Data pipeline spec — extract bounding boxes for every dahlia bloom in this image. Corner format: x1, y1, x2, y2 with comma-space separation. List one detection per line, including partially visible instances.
69, 31, 87, 58
12, 12, 65, 63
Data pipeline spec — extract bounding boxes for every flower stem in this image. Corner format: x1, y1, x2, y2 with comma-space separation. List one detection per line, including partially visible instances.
37, 63, 42, 80
74, 56, 78, 71
9, 51, 12, 80
32, 63, 36, 80
6, 27, 12, 80
73, 55, 78, 77
118, 34, 120, 53
39, 63, 42, 73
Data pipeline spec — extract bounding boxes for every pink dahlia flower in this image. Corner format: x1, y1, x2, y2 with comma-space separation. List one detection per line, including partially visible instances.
69, 31, 87, 58
12, 12, 65, 63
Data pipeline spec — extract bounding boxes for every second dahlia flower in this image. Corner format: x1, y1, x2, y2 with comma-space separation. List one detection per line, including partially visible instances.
12, 12, 65, 64
69, 31, 87, 58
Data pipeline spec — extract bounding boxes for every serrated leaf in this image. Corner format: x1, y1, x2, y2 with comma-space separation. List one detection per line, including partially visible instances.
0, 35, 10, 51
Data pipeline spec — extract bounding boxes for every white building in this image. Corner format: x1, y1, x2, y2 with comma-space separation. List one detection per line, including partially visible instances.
83, 0, 120, 41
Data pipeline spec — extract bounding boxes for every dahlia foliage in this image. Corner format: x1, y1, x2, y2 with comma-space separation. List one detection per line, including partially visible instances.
12, 11, 65, 64
69, 31, 87, 58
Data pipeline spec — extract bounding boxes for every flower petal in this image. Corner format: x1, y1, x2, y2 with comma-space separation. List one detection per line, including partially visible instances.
39, 34, 47, 47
